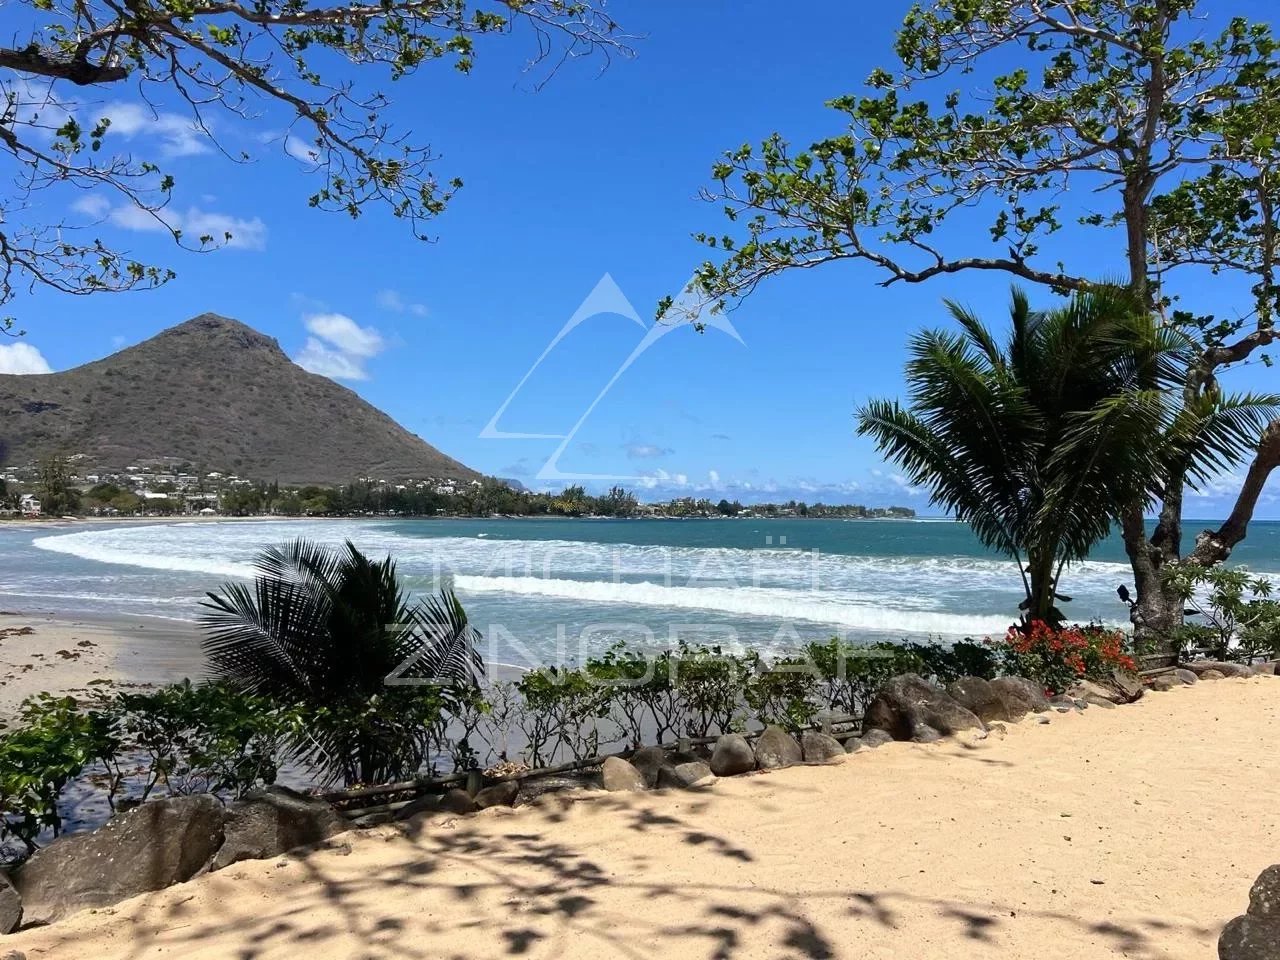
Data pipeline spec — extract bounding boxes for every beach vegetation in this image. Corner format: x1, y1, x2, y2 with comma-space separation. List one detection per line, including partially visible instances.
1164, 566, 1280, 663
856, 287, 1236, 626
995, 622, 1136, 695
679, 0, 1280, 647
199, 539, 483, 787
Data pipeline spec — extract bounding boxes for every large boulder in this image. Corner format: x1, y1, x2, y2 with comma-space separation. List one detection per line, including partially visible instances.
1202, 669, 1228, 681
0, 872, 20, 934
1151, 675, 1177, 692
601, 756, 648, 792
947, 676, 1011, 722
14, 795, 225, 925
709, 734, 756, 776
1109, 669, 1145, 702
211, 786, 346, 871
628, 746, 672, 789
863, 674, 985, 742
753, 726, 803, 769
474, 781, 519, 809
1174, 668, 1199, 685
1069, 679, 1127, 707
658, 761, 715, 789
1219, 865, 1280, 960
800, 730, 846, 763
857, 729, 895, 749
989, 676, 1051, 718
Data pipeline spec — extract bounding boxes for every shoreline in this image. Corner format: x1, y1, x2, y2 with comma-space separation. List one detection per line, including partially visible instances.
0, 612, 206, 721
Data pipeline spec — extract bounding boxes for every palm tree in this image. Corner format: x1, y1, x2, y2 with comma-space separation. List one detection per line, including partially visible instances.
199, 539, 482, 786
857, 287, 1277, 626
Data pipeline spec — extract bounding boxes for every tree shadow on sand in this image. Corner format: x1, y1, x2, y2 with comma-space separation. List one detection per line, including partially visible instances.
24, 786, 1213, 960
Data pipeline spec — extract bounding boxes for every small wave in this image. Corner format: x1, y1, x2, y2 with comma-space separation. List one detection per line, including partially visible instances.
452, 574, 1017, 636
33, 530, 254, 579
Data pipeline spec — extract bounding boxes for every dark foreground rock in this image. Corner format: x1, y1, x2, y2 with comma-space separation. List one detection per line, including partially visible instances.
863, 674, 985, 742
989, 676, 1051, 717
396, 788, 479, 822
0, 872, 20, 934
1220, 865, 1280, 960
947, 676, 1010, 722
628, 746, 672, 788
754, 726, 803, 769
212, 786, 346, 871
14, 795, 224, 926
601, 756, 648, 792
709, 734, 756, 776
474, 781, 520, 809
858, 729, 895, 748
800, 730, 846, 763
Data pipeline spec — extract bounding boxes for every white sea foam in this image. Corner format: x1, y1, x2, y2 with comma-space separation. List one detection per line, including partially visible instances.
453, 575, 1019, 636
33, 529, 255, 579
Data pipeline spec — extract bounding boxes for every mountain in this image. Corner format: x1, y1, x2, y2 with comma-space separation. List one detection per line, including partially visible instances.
0, 314, 481, 486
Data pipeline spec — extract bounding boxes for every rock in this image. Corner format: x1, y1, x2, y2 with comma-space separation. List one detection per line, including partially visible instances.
989, 676, 1051, 718
1201, 669, 1227, 680
1219, 915, 1280, 960
601, 756, 648, 792
911, 722, 943, 743
515, 772, 603, 805
844, 737, 863, 753
658, 761, 716, 789
709, 734, 756, 776
1187, 661, 1254, 678
799, 730, 846, 763
1048, 693, 1082, 711
211, 786, 346, 872
1110, 668, 1145, 702
1175, 668, 1199, 685
753, 726, 803, 769
863, 674, 985, 741
628, 746, 672, 788
353, 811, 396, 828
0, 951, 26, 960
14, 795, 225, 926
395, 788, 478, 822
858, 729, 895, 749
947, 676, 1011, 722
1248, 865, 1280, 918
0, 872, 20, 934
1151, 675, 1177, 692
1254, 662, 1277, 676
1068, 679, 1126, 706
474, 780, 519, 809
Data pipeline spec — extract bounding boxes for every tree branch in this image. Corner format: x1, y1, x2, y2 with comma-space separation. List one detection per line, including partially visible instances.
1190, 419, 1280, 565
0, 45, 127, 85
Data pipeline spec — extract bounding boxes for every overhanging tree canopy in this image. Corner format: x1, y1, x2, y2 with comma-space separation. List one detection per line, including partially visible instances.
679, 0, 1280, 641
0, 0, 625, 321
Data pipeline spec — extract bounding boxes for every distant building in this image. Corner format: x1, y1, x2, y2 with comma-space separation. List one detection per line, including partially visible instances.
19, 494, 41, 517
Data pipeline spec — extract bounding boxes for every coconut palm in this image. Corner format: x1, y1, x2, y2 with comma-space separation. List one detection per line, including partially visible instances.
199, 539, 482, 786
857, 287, 1278, 626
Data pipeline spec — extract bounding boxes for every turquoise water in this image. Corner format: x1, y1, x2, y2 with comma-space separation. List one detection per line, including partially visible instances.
4, 517, 1279, 666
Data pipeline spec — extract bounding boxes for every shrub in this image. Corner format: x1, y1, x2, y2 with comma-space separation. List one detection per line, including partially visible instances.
743, 652, 820, 733
997, 621, 1136, 694
670, 643, 750, 738
585, 644, 682, 747
514, 667, 612, 766
116, 680, 290, 801
1165, 566, 1280, 662
0, 695, 119, 853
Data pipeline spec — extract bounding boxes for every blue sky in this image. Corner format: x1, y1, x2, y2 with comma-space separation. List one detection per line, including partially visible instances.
3, 0, 1278, 517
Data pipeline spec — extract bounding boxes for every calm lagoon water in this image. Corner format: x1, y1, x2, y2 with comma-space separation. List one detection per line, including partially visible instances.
4, 516, 1279, 666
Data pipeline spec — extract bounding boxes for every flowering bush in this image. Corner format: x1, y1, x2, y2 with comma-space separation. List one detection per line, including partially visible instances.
996, 622, 1137, 694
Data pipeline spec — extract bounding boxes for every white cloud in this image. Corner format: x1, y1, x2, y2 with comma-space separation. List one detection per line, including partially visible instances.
294, 313, 386, 381
284, 134, 321, 165
71, 194, 110, 218
0, 342, 53, 375
375, 288, 429, 317
625, 442, 673, 460
708, 469, 722, 487
304, 313, 384, 357
99, 102, 211, 158
107, 203, 268, 250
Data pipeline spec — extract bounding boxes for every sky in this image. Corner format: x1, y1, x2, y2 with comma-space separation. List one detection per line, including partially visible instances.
2, 0, 1278, 517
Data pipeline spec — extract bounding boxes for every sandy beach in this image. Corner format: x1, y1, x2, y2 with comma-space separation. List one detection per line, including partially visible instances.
3, 676, 1276, 959
0, 614, 205, 720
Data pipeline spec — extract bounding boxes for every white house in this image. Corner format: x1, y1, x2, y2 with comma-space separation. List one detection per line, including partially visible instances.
19, 494, 41, 517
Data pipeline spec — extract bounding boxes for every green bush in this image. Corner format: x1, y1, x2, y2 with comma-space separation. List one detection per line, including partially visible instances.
116, 680, 290, 801
0, 695, 119, 853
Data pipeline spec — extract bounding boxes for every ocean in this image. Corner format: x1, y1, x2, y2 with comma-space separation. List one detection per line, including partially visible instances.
5, 517, 1280, 668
